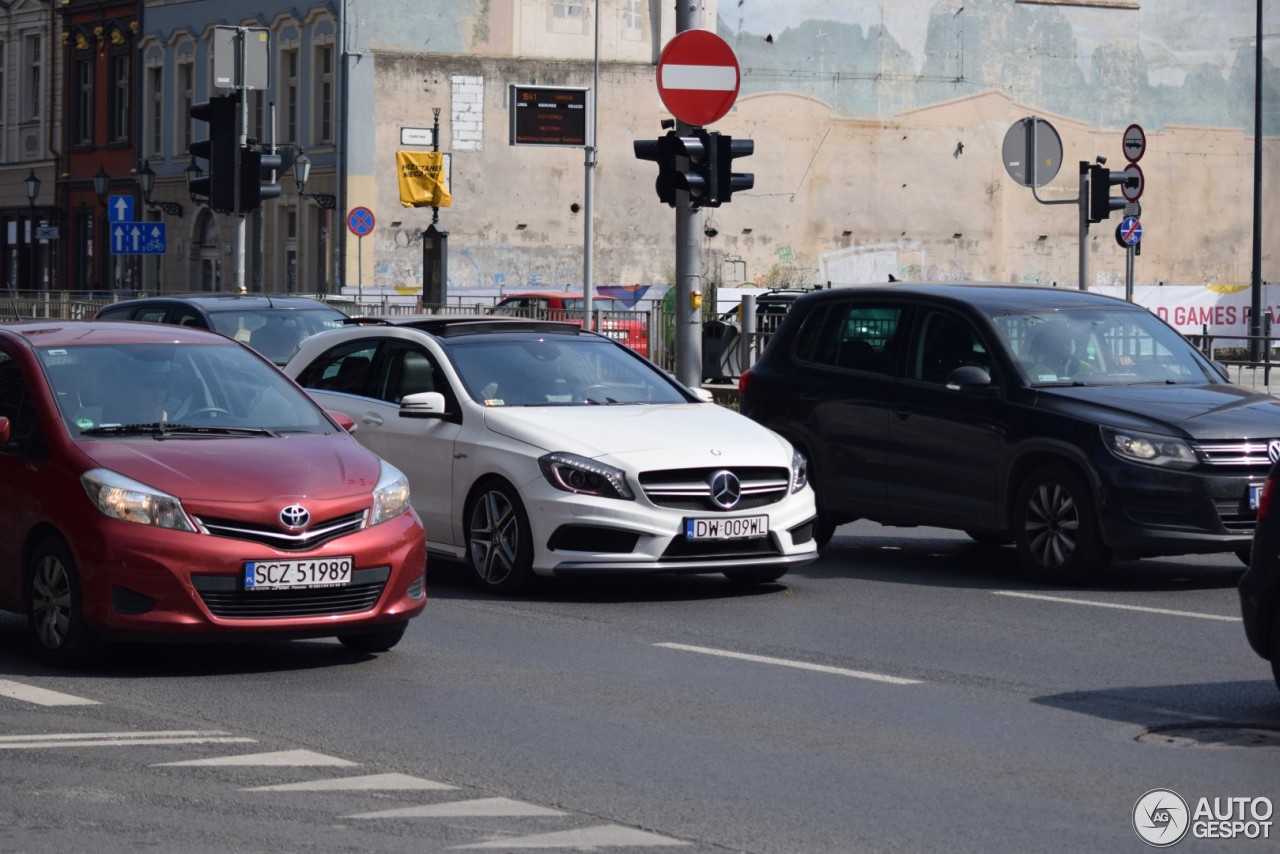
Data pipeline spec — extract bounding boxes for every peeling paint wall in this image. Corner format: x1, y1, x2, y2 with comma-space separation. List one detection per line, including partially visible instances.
358, 0, 1278, 296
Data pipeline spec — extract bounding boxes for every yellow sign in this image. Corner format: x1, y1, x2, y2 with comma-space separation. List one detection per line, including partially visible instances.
397, 151, 452, 208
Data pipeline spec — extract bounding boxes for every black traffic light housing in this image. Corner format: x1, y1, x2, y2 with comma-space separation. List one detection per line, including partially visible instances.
239, 147, 283, 212
716, 134, 754, 205
1088, 163, 1131, 223
188, 94, 239, 213
634, 129, 754, 208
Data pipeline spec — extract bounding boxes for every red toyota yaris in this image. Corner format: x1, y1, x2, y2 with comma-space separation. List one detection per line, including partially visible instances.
0, 320, 426, 667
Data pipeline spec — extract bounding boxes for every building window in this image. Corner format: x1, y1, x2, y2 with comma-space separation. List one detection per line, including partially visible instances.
283, 48, 299, 144
177, 61, 194, 154
315, 44, 333, 144
73, 57, 94, 146
22, 34, 42, 121
108, 52, 131, 143
624, 0, 643, 34
550, 1, 586, 34
0, 41, 7, 155
75, 209, 95, 291
148, 66, 163, 156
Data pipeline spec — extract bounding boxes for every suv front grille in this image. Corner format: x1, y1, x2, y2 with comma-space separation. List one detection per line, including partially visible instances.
640, 467, 791, 512
1191, 440, 1280, 468
194, 510, 367, 551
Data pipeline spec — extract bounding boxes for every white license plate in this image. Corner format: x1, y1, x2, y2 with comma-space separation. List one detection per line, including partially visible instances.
1250, 484, 1264, 510
684, 515, 769, 540
244, 557, 353, 590
603, 330, 627, 340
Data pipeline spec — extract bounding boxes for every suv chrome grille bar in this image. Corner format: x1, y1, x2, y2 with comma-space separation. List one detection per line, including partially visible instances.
1191, 441, 1279, 467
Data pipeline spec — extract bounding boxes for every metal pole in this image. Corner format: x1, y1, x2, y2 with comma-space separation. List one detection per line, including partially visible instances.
234, 27, 247, 293
1249, 0, 1264, 361
583, 0, 599, 328
1078, 161, 1089, 291
674, 3, 703, 388
357, 235, 363, 302
1125, 244, 1135, 302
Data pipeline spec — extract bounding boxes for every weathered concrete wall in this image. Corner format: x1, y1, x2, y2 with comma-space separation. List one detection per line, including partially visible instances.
359, 0, 1279, 295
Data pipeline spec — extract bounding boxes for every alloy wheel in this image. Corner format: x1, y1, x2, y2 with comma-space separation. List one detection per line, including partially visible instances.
468, 488, 522, 587
1023, 481, 1079, 569
31, 553, 73, 651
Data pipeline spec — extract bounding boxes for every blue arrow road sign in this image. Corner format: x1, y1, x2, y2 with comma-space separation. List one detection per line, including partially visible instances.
1119, 216, 1143, 246
109, 222, 167, 255
108, 195, 133, 223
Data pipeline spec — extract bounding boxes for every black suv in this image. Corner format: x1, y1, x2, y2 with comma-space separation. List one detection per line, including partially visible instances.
1240, 463, 1280, 691
741, 283, 1280, 582
95, 294, 348, 365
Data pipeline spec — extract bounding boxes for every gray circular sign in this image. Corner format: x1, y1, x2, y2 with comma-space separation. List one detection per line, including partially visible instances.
1002, 117, 1063, 188
1123, 123, 1146, 163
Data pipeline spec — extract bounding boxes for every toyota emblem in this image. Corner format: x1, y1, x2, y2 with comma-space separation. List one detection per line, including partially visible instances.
279, 504, 310, 529
708, 470, 742, 510
1269, 440, 1280, 463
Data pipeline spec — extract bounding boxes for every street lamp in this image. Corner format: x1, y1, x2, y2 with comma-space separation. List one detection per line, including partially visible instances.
184, 157, 204, 205
136, 161, 184, 217
25, 169, 40, 292
93, 164, 110, 207
292, 147, 336, 209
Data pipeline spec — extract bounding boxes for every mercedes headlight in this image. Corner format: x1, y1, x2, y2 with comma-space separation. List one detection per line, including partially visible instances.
81, 468, 197, 532
791, 448, 809, 493
370, 461, 412, 525
538, 452, 633, 500
1100, 426, 1198, 469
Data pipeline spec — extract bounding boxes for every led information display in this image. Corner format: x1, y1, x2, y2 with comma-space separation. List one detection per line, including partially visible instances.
509, 85, 589, 148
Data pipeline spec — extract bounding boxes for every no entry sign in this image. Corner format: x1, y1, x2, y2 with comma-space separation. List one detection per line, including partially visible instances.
657, 30, 740, 127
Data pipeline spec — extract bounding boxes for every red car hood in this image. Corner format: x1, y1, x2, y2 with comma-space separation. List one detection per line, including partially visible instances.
81, 434, 380, 502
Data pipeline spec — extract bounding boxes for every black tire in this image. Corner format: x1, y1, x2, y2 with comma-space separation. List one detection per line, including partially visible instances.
465, 479, 535, 595
724, 567, 788, 585
966, 530, 1013, 547
1270, 621, 1280, 694
338, 622, 408, 653
814, 513, 837, 550
26, 537, 102, 668
1013, 463, 1111, 584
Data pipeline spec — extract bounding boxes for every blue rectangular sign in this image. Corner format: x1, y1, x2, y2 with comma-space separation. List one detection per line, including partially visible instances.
109, 222, 167, 256
107, 195, 134, 223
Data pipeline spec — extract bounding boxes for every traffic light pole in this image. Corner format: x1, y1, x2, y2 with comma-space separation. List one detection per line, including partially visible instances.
1078, 161, 1089, 291
234, 28, 247, 293
674, 5, 702, 389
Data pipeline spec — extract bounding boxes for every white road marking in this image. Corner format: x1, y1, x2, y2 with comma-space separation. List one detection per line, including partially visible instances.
347, 797, 564, 819
157, 748, 356, 767
992, 590, 1243, 622
0, 730, 254, 750
655, 642, 921, 685
454, 825, 690, 849
245, 773, 456, 792
0, 679, 98, 706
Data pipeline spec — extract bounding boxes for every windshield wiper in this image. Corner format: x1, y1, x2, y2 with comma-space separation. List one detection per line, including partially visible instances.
80, 422, 280, 438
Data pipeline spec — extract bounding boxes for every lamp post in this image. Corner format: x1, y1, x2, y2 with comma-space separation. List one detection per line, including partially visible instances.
137, 160, 185, 217
93, 165, 110, 291
25, 169, 40, 292
292, 147, 336, 209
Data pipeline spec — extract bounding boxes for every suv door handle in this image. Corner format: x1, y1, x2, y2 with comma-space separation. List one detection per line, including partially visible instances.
362, 413, 384, 426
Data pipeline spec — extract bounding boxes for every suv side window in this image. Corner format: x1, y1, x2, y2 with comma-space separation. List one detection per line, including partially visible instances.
375, 341, 455, 411
912, 311, 990, 384
794, 302, 902, 376
96, 305, 134, 321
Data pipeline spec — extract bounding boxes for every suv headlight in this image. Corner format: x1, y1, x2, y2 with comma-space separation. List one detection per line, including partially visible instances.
370, 461, 412, 525
1100, 426, 1198, 469
791, 448, 809, 493
81, 468, 197, 532
539, 452, 633, 500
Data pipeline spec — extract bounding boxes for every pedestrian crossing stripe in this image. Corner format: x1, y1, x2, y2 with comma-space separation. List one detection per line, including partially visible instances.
346, 797, 563, 819
156, 748, 357, 767
453, 825, 690, 849
245, 772, 455, 791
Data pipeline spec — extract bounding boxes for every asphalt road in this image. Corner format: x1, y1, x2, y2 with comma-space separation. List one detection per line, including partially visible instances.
1, 521, 1277, 853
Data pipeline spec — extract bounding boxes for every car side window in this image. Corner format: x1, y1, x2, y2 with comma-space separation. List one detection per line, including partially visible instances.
171, 309, 205, 327
300, 341, 380, 397
0, 354, 39, 450
96, 306, 133, 321
135, 307, 170, 323
913, 312, 990, 384
375, 342, 449, 406
794, 302, 902, 376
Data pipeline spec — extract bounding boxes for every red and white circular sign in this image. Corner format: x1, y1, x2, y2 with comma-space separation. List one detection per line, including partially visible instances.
656, 30, 740, 127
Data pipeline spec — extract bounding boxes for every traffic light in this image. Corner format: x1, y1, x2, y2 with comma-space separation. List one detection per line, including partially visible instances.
633, 135, 677, 206
239, 146, 283, 212
1088, 163, 1130, 223
668, 129, 715, 205
188, 94, 238, 213
715, 134, 754, 205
